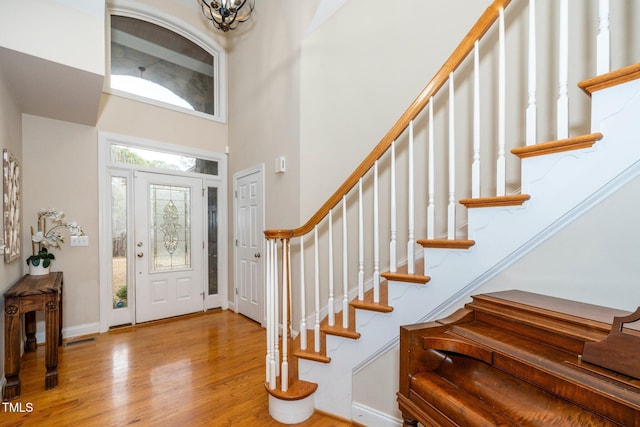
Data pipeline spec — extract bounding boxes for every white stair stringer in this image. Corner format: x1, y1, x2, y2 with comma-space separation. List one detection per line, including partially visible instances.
297, 78, 640, 420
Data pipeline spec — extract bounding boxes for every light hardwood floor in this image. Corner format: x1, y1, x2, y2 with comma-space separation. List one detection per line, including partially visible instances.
2, 310, 354, 426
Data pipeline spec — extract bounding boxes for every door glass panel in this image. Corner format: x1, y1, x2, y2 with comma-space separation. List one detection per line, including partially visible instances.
207, 187, 218, 296
150, 184, 191, 271
111, 177, 128, 309
110, 144, 218, 175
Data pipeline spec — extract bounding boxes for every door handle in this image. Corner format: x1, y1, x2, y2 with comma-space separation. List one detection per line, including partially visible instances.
254, 252, 261, 258
137, 252, 144, 258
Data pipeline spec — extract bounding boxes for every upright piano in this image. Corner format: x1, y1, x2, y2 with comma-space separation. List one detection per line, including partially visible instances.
398, 290, 640, 426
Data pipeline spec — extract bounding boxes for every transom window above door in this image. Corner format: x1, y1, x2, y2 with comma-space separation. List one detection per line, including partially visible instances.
109, 14, 220, 120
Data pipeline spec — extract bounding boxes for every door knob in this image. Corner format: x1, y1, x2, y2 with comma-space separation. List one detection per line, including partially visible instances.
254, 252, 261, 258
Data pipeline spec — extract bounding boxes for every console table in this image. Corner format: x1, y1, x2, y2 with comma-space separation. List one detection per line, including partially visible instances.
3, 272, 63, 400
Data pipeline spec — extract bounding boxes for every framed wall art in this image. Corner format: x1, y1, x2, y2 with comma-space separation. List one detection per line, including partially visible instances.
4, 149, 20, 263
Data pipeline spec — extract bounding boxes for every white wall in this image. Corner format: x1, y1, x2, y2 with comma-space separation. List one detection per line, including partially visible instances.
0, 0, 105, 75
299, 0, 492, 222
227, 0, 319, 231
0, 60, 27, 390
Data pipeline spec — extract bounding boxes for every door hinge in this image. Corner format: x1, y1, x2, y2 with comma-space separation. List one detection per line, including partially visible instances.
235, 239, 238, 247
234, 190, 237, 198
202, 188, 205, 197
235, 288, 238, 295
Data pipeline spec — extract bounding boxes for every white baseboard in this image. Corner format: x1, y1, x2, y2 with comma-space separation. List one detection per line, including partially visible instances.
35, 321, 101, 343
352, 402, 402, 427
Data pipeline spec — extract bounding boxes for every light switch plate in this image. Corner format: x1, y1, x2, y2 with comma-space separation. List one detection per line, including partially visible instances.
70, 236, 89, 247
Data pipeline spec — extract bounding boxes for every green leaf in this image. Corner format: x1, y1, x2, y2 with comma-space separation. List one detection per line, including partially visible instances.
43, 258, 51, 268
31, 258, 40, 267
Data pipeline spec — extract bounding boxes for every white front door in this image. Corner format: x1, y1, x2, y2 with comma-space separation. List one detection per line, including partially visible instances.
235, 168, 264, 323
135, 172, 204, 323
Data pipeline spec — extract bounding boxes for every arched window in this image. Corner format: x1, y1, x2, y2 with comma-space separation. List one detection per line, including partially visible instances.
108, 13, 223, 121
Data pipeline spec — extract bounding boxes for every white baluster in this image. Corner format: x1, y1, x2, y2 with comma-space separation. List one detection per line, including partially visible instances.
266, 239, 274, 388
328, 210, 335, 326
557, 0, 569, 140
273, 239, 279, 378
407, 121, 415, 274
358, 179, 364, 301
314, 227, 321, 352
427, 100, 435, 240
373, 160, 380, 303
472, 42, 481, 198
526, 0, 537, 146
497, 7, 506, 196
448, 73, 456, 239
342, 196, 349, 329
390, 140, 397, 273
281, 239, 289, 392
299, 236, 307, 351
597, 0, 610, 75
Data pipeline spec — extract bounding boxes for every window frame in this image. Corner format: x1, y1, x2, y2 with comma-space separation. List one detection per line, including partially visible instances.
105, 6, 227, 123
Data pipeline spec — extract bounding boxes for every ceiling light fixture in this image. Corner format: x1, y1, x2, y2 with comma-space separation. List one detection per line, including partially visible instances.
197, 0, 254, 32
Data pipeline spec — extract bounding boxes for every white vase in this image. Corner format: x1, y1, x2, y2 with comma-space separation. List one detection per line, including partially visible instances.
29, 263, 50, 276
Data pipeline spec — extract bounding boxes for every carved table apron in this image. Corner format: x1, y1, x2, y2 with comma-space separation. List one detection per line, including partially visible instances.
3, 272, 63, 400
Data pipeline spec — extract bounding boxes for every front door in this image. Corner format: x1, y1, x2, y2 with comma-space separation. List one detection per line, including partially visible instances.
235, 168, 264, 324
135, 172, 204, 323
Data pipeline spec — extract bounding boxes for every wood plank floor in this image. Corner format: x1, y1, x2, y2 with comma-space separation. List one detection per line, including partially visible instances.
2, 310, 354, 426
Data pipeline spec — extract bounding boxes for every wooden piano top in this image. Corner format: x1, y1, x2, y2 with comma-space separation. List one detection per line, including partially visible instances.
480, 290, 635, 328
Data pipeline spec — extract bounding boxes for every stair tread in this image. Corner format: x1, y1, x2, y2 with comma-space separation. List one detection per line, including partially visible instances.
294, 329, 331, 363
381, 271, 430, 284
294, 348, 331, 363
578, 63, 640, 95
265, 378, 318, 401
417, 239, 475, 249
349, 281, 394, 312
320, 310, 361, 339
459, 194, 530, 208
511, 133, 603, 158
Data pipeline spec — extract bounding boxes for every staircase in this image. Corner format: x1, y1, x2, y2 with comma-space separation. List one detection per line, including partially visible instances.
264, 1, 640, 423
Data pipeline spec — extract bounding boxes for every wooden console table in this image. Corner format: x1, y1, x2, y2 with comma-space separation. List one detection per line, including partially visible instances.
3, 272, 63, 400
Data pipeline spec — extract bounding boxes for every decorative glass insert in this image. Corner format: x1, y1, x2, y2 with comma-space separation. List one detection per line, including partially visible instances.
110, 15, 215, 115
150, 184, 191, 271
207, 187, 218, 296
161, 200, 180, 254
111, 177, 128, 309
110, 144, 218, 175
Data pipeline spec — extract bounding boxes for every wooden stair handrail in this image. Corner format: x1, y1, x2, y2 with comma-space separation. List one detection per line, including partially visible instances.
264, 0, 512, 240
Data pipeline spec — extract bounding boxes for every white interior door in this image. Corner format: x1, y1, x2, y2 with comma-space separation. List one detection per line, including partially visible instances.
235, 168, 264, 323
135, 172, 204, 323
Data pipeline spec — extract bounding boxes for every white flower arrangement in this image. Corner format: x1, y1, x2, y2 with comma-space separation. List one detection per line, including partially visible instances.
27, 208, 84, 267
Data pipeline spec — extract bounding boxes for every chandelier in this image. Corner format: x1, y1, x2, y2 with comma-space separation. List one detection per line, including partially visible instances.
197, 0, 255, 32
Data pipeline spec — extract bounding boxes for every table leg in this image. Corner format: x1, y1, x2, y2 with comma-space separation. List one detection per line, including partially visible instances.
25, 311, 37, 352
3, 302, 21, 400
44, 297, 60, 390
58, 279, 63, 346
